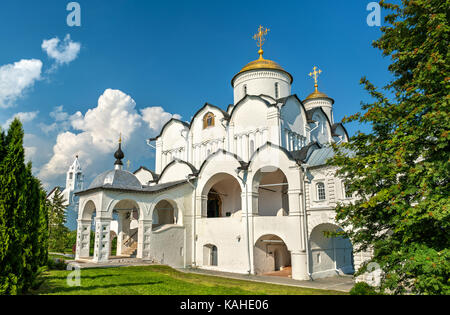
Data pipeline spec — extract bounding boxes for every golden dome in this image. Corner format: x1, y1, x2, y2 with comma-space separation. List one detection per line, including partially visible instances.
305, 89, 330, 100
232, 54, 293, 86
304, 88, 335, 104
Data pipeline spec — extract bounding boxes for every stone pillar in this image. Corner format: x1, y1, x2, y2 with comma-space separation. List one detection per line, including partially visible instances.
137, 219, 153, 259
76, 219, 91, 259
116, 212, 126, 256
291, 250, 309, 280
93, 218, 111, 263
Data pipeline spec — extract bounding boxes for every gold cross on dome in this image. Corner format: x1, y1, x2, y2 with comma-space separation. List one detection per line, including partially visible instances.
253, 25, 270, 58
126, 159, 131, 170
309, 66, 322, 90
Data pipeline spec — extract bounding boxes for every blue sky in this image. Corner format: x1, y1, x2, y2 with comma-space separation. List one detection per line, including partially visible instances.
0, 0, 393, 190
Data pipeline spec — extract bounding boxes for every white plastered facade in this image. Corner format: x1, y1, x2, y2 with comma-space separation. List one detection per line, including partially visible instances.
75, 52, 376, 282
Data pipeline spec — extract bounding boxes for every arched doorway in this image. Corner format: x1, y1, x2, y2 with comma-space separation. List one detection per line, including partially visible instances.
253, 168, 289, 216
309, 223, 354, 279
254, 235, 291, 276
202, 173, 242, 218
203, 244, 218, 266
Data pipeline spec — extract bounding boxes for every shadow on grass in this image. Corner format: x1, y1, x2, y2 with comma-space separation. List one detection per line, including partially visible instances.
40, 281, 164, 294
46, 274, 117, 281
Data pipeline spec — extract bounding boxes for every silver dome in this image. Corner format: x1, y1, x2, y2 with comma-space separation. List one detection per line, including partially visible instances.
89, 169, 142, 190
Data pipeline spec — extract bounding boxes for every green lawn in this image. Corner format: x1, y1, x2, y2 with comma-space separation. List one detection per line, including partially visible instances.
34, 265, 347, 295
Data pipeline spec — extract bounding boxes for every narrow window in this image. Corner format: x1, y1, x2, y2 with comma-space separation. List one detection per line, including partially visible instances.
250, 140, 255, 156
243, 84, 247, 96
275, 82, 279, 99
317, 182, 326, 201
69, 173, 73, 180
203, 112, 215, 129
344, 183, 353, 199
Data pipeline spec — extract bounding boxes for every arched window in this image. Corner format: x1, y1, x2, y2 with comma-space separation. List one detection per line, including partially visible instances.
203, 112, 215, 129
275, 82, 279, 99
317, 182, 326, 201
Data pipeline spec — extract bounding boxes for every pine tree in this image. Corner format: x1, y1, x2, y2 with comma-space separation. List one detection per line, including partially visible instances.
330, 0, 449, 294
47, 188, 69, 253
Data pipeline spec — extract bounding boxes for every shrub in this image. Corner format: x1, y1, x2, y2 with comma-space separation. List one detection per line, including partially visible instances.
350, 282, 379, 295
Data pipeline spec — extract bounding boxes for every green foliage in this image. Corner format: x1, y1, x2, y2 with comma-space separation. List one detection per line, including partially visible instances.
47, 189, 69, 252
0, 119, 48, 295
329, 0, 449, 295
47, 258, 67, 271
350, 282, 379, 295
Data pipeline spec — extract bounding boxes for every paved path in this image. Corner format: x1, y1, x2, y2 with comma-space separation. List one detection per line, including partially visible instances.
177, 268, 354, 292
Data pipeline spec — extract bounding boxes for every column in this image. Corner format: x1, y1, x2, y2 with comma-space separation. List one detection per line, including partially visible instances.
93, 218, 111, 263
138, 219, 153, 259
76, 219, 92, 259
291, 250, 309, 280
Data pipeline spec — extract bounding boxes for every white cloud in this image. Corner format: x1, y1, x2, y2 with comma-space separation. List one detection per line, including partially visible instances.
38, 89, 180, 188
0, 59, 42, 108
3, 111, 39, 128
42, 34, 81, 66
141, 107, 181, 131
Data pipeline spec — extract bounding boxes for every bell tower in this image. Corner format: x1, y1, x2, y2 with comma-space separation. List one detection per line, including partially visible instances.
66, 155, 84, 199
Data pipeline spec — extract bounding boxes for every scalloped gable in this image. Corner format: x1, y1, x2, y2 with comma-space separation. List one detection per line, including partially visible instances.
158, 158, 198, 184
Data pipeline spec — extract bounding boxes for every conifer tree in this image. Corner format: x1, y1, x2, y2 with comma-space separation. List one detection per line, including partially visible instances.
330, 0, 449, 294
0, 119, 27, 294
0, 119, 48, 294
47, 188, 69, 253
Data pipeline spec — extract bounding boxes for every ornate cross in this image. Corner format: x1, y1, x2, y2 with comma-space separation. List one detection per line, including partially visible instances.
253, 25, 270, 57
126, 159, 131, 171
309, 66, 322, 90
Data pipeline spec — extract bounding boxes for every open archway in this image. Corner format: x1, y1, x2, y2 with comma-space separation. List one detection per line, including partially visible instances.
252, 168, 289, 216
111, 199, 141, 258
309, 223, 354, 279
76, 200, 97, 259
254, 234, 291, 276
201, 173, 242, 218
152, 199, 179, 229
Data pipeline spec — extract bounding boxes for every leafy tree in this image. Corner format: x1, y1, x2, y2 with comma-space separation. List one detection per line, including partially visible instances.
330, 0, 449, 294
47, 188, 69, 253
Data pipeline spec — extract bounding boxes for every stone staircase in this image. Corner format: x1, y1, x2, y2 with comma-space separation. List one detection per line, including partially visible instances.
120, 241, 137, 258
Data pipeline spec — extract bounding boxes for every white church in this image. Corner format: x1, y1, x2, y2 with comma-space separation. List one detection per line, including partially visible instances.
74, 27, 372, 281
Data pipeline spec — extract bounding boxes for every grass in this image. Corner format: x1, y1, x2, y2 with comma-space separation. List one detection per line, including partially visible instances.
33, 265, 347, 295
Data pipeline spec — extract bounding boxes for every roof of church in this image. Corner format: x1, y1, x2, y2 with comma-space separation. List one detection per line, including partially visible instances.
304, 89, 335, 104
306, 146, 335, 167
88, 169, 142, 190
231, 55, 293, 86
75, 179, 189, 196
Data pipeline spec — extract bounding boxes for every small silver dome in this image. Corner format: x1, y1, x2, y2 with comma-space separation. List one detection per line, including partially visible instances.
89, 169, 142, 190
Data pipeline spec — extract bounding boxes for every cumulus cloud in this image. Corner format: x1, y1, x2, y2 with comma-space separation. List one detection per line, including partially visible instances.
141, 107, 181, 131
3, 111, 39, 128
0, 59, 42, 108
38, 89, 180, 188
42, 34, 81, 67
